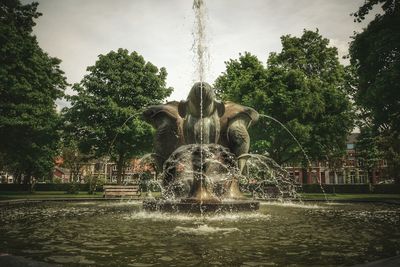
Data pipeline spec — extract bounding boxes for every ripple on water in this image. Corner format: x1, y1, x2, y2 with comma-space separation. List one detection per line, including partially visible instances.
46, 255, 95, 265
124, 211, 270, 222
174, 224, 240, 235
206, 212, 271, 222
324, 202, 349, 206
2, 201, 399, 266
72, 201, 141, 207
260, 201, 324, 209
124, 211, 199, 222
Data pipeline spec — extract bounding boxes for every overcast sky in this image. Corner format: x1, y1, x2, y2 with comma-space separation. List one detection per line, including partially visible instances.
23, 0, 373, 109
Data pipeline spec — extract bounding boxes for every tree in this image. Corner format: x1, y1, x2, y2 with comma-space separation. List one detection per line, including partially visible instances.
59, 138, 88, 183
356, 126, 384, 183
350, 0, 400, 183
0, 0, 67, 183
215, 30, 354, 174
63, 49, 172, 184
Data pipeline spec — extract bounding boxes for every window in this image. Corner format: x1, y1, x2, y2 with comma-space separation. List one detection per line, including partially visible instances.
347, 143, 354, 149
359, 172, 366, 184
350, 171, 356, 184
338, 174, 344, 184
358, 159, 364, 167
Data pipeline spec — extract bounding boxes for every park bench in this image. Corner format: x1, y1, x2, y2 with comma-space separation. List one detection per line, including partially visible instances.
103, 185, 141, 199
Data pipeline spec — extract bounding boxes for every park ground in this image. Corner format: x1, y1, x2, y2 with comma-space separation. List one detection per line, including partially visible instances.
0, 191, 399, 202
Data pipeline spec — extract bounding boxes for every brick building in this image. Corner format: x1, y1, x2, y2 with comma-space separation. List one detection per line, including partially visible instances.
76, 158, 155, 184
286, 133, 388, 184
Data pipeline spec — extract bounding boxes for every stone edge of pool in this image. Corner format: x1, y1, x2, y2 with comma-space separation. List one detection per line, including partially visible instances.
0, 198, 399, 206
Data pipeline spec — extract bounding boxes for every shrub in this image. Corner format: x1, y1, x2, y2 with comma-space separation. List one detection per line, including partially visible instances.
66, 182, 80, 194
84, 175, 106, 194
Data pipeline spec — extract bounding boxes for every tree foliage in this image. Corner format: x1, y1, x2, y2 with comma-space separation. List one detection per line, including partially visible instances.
0, 0, 67, 183
352, 0, 398, 22
215, 30, 354, 167
356, 126, 384, 183
59, 137, 89, 183
63, 49, 172, 184
350, 0, 400, 183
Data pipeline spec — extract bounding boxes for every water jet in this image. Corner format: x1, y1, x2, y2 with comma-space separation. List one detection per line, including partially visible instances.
142, 82, 262, 212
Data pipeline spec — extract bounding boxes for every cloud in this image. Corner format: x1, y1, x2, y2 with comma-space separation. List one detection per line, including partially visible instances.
24, 0, 370, 109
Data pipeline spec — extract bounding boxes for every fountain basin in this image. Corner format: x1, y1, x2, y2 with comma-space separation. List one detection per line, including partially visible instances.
1, 201, 400, 266
143, 199, 259, 212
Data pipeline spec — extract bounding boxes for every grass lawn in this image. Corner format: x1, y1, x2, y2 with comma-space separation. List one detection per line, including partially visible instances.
0, 191, 103, 200
300, 193, 400, 201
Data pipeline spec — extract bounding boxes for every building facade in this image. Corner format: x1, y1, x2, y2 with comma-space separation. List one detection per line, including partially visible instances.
70, 158, 156, 184
285, 133, 388, 184
1, 134, 388, 185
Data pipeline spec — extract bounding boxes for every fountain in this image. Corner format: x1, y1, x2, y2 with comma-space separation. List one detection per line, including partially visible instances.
140, 0, 300, 212
140, 0, 265, 212
142, 82, 261, 212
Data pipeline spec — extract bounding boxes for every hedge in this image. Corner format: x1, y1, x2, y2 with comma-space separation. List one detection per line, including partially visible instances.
372, 184, 400, 194
0, 183, 399, 194
301, 184, 400, 194
0, 183, 100, 192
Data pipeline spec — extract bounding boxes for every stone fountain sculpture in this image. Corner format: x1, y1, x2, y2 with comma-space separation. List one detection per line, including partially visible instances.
142, 82, 259, 211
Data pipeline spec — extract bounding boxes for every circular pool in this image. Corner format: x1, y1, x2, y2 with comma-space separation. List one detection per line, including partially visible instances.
1, 201, 399, 266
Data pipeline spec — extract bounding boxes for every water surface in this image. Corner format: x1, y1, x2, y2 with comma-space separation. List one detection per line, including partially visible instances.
0, 201, 399, 266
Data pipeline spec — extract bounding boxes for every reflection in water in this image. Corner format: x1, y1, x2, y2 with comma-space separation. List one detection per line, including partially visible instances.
1, 202, 400, 266
124, 211, 270, 222
175, 225, 240, 235
259, 201, 325, 209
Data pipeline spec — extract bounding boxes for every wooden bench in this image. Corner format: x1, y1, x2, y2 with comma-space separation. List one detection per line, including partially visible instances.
103, 185, 141, 199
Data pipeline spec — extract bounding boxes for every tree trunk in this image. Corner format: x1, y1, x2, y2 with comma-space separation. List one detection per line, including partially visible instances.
116, 155, 124, 185
371, 168, 377, 184
389, 161, 400, 184
72, 164, 80, 183
301, 168, 308, 184
334, 170, 338, 184
14, 172, 22, 184
122, 167, 126, 184
29, 176, 36, 193
367, 169, 373, 184
23, 171, 31, 184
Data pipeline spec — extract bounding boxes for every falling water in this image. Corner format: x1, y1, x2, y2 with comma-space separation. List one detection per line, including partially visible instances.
155, 143, 301, 203
141, 0, 312, 211
200, 83, 204, 210
259, 115, 311, 166
192, 0, 209, 83
193, 0, 209, 213
259, 114, 328, 200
